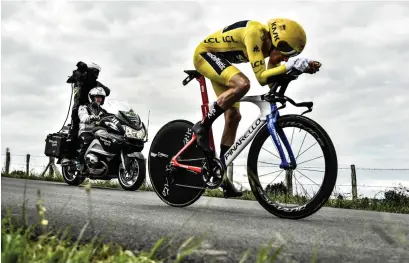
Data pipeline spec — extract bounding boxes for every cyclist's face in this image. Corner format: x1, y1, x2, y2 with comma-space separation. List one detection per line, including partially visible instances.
269, 50, 288, 65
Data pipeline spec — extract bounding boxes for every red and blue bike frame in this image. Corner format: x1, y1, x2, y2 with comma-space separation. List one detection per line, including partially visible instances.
170, 70, 302, 175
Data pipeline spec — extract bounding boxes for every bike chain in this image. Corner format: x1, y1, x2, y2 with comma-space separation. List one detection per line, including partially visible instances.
164, 157, 226, 190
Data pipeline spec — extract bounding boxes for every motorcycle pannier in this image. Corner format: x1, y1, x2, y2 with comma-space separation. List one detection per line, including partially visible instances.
44, 133, 67, 158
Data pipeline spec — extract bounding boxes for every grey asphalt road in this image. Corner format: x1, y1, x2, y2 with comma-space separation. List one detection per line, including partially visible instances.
2, 177, 409, 263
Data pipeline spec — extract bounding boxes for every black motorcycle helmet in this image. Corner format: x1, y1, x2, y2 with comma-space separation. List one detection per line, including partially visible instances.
87, 62, 101, 79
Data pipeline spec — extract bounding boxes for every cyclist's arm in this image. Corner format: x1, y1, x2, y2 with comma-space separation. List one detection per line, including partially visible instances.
244, 29, 290, 86
266, 58, 282, 89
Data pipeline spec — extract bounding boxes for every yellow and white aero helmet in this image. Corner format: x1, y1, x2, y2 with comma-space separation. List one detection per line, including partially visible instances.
267, 18, 307, 57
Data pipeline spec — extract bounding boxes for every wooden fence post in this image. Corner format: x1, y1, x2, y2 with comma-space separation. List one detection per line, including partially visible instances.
49, 157, 54, 177
40, 156, 59, 178
351, 164, 357, 200
26, 154, 30, 176
5, 148, 10, 175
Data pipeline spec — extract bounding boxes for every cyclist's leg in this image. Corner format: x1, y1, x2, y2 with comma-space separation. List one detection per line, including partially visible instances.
211, 80, 241, 155
192, 51, 249, 197
211, 82, 244, 197
220, 107, 241, 155
192, 51, 250, 156
211, 73, 250, 110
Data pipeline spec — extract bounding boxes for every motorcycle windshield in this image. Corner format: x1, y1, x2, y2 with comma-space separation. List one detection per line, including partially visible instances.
104, 99, 133, 114
103, 99, 143, 129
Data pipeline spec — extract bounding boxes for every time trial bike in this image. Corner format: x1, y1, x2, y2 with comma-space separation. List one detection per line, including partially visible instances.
148, 63, 338, 220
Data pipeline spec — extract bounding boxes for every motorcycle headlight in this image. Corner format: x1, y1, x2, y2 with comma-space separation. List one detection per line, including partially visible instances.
124, 126, 145, 140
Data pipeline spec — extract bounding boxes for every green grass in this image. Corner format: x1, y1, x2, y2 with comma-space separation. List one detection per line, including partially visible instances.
1, 173, 288, 263
2, 169, 409, 214
2, 213, 289, 263
2, 214, 168, 263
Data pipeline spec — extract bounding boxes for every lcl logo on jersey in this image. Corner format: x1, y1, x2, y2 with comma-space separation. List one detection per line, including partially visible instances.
204, 36, 239, 44
252, 60, 265, 68
221, 36, 238, 43
204, 37, 220, 43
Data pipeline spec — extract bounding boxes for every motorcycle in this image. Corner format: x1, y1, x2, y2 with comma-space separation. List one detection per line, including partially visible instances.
44, 99, 149, 191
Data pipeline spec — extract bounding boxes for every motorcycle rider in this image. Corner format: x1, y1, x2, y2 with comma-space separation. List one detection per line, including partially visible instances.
76, 87, 108, 171
66, 61, 111, 147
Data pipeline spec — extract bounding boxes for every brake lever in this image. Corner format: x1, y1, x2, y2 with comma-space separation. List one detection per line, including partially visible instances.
270, 95, 314, 115
301, 107, 312, 116
296, 101, 313, 115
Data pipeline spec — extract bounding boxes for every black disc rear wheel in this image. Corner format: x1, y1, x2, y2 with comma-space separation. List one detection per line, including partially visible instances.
148, 120, 206, 207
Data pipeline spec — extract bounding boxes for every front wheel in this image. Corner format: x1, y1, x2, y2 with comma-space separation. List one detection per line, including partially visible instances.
247, 114, 338, 219
118, 157, 146, 191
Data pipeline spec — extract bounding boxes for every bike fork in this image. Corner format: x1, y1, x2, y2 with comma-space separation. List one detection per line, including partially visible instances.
266, 103, 297, 169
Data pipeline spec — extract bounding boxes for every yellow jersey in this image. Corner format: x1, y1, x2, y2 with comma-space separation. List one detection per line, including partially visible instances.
194, 20, 288, 86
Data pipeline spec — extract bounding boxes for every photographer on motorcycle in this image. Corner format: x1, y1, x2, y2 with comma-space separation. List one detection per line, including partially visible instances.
66, 61, 111, 143
75, 87, 108, 171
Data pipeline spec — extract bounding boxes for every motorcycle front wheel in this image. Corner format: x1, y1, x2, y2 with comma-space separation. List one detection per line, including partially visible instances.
118, 157, 146, 191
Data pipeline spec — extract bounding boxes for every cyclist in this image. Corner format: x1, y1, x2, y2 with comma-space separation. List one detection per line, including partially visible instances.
191, 18, 320, 198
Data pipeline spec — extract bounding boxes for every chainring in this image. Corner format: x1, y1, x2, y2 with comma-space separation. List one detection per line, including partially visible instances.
202, 158, 226, 189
